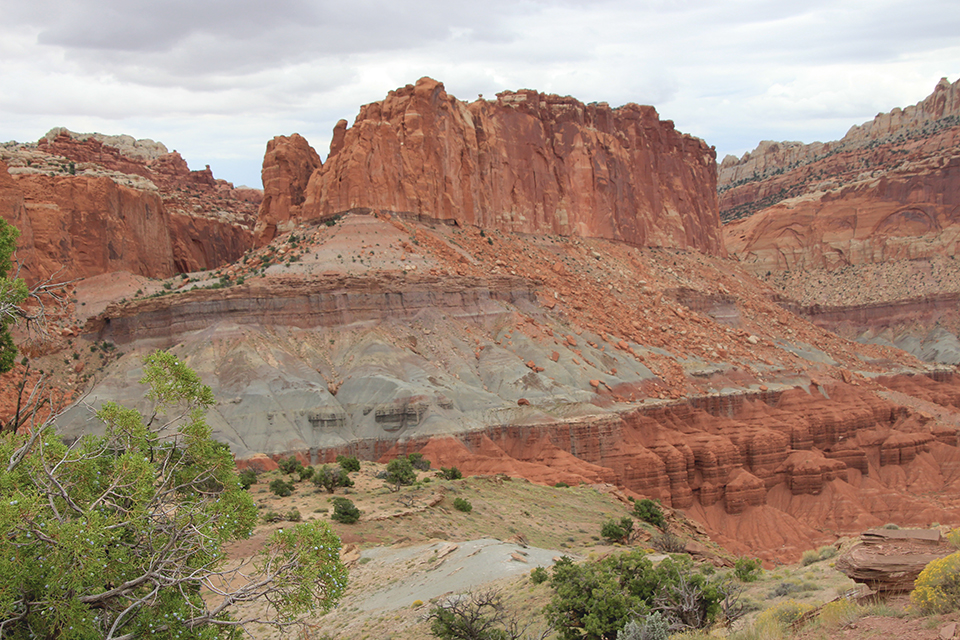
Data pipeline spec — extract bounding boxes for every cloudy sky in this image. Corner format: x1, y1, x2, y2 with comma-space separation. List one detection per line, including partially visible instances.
3, 0, 958, 188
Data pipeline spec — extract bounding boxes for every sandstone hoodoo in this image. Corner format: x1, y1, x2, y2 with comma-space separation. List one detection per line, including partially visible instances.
258, 77, 723, 256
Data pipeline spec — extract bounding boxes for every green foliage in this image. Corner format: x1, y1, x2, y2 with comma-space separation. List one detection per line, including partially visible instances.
601, 517, 634, 543
530, 566, 549, 585
618, 611, 669, 640
386, 456, 417, 489
453, 497, 473, 513
313, 465, 354, 493
337, 454, 361, 473
439, 466, 463, 480
947, 528, 960, 549
278, 455, 304, 475
554, 481, 570, 488
238, 467, 258, 490
270, 478, 295, 497
912, 550, 960, 613
817, 545, 838, 560
734, 556, 763, 582
632, 498, 666, 529
0, 349, 347, 638
546, 550, 726, 639
298, 465, 315, 482
0, 220, 29, 374
408, 451, 432, 471
331, 497, 360, 524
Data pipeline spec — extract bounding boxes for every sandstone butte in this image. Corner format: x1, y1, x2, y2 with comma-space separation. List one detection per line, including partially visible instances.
0, 129, 259, 282
2, 79, 960, 564
254, 77, 724, 257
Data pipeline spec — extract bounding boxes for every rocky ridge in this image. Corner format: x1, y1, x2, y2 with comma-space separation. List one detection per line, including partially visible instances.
718, 76, 960, 219
721, 78, 960, 366
257, 77, 723, 256
0, 129, 259, 281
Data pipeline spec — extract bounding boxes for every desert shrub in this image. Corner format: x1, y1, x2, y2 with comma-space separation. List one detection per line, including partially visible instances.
313, 465, 354, 493
238, 468, 258, 490
269, 478, 295, 497
817, 599, 861, 629
601, 517, 634, 543
453, 497, 473, 513
429, 588, 546, 640
817, 545, 838, 561
799, 549, 820, 567
882, 522, 900, 530
337, 455, 361, 473
767, 582, 803, 599
262, 510, 283, 523
407, 452, 432, 471
331, 497, 360, 524
546, 551, 727, 639
618, 611, 670, 640
633, 498, 666, 529
734, 556, 763, 582
286, 509, 302, 522
530, 566, 549, 584
412, 599, 424, 608
756, 600, 815, 627
947, 528, 960, 549
278, 456, 303, 475
554, 481, 570, 488
439, 466, 462, 480
912, 550, 960, 613
386, 457, 416, 490
651, 531, 686, 553
618, 619, 643, 640
298, 465, 315, 482
641, 611, 670, 640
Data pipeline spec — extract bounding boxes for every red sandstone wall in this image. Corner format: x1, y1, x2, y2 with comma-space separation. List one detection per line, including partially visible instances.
287, 78, 723, 255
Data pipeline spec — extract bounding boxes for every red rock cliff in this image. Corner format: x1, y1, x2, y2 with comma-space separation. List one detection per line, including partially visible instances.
291, 78, 723, 255
1, 131, 258, 282
254, 134, 321, 245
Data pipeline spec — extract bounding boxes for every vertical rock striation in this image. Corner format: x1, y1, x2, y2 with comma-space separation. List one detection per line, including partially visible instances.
284, 78, 723, 255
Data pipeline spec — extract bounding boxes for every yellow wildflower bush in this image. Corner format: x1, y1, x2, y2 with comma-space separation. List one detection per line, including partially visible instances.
756, 599, 815, 627
912, 551, 960, 614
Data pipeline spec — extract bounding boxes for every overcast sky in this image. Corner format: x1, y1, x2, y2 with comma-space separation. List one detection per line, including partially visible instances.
2, 0, 958, 188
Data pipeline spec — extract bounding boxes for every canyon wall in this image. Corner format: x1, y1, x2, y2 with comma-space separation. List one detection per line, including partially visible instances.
725, 152, 960, 273
260, 77, 723, 255
0, 130, 258, 282
719, 77, 960, 220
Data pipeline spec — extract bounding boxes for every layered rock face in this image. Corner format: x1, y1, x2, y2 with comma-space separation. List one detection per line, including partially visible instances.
725, 153, 960, 272
260, 78, 723, 255
721, 78, 960, 365
719, 77, 960, 221
0, 130, 258, 282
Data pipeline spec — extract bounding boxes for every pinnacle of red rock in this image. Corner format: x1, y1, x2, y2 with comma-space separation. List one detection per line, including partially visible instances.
254, 133, 322, 245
